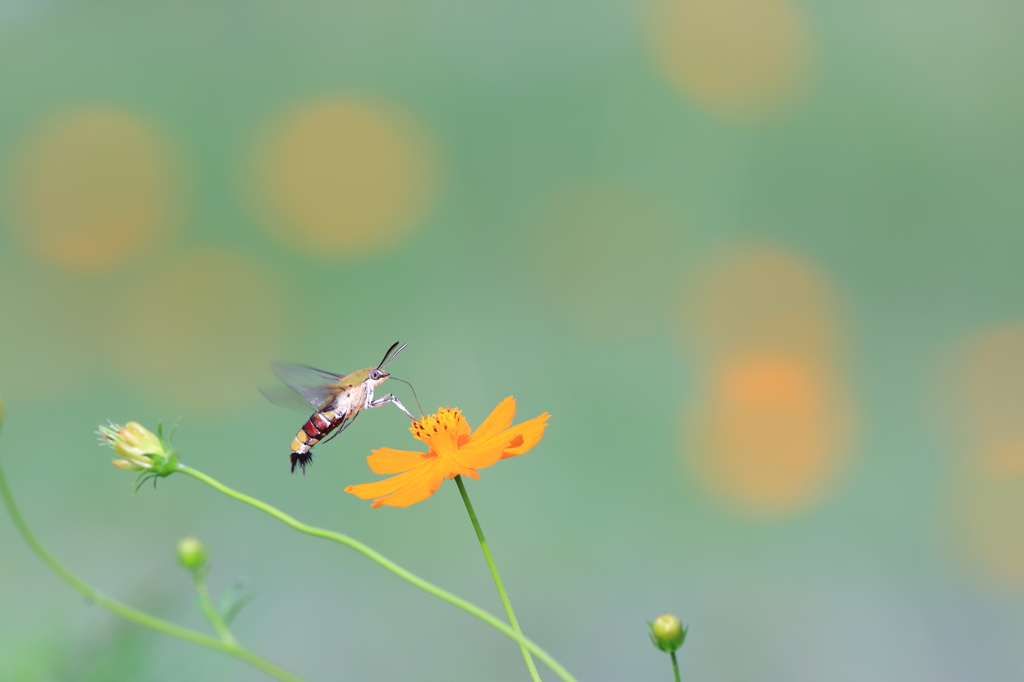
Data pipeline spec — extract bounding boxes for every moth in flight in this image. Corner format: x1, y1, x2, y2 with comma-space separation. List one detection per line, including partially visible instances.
261, 342, 419, 473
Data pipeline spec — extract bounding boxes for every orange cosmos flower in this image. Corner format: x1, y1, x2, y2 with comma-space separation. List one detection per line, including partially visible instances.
345, 397, 549, 508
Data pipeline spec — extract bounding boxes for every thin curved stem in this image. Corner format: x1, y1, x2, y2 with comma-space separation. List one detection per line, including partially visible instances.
178, 464, 578, 682
455, 475, 541, 681
0, 456, 304, 682
671, 651, 680, 682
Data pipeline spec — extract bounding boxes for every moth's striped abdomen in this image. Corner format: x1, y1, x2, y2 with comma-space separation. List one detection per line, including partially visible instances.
290, 410, 338, 473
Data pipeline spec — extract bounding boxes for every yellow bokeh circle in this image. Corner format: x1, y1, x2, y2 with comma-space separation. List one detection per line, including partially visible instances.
108, 250, 284, 413
646, 0, 812, 119
254, 98, 439, 258
959, 326, 1024, 441
682, 246, 840, 360
948, 446, 1024, 592
941, 325, 1024, 591
7, 107, 178, 272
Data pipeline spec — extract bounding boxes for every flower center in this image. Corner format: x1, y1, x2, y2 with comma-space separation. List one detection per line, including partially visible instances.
411, 407, 464, 455
412, 407, 461, 436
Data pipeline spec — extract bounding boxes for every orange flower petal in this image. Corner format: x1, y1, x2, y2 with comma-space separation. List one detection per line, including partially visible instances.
453, 445, 506, 471
372, 459, 448, 508
458, 429, 520, 457
500, 412, 550, 459
440, 458, 480, 480
470, 396, 516, 442
345, 464, 429, 500
456, 412, 472, 442
457, 410, 548, 458
366, 447, 431, 474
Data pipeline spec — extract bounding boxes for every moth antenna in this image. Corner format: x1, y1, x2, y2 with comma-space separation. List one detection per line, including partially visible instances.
377, 341, 401, 369
389, 375, 424, 419
379, 341, 409, 369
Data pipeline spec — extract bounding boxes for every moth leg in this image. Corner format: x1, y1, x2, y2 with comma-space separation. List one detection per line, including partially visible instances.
368, 393, 416, 420
320, 413, 356, 445
320, 426, 343, 445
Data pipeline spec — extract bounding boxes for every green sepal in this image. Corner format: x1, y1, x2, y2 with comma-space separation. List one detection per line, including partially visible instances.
150, 448, 179, 477
218, 578, 257, 626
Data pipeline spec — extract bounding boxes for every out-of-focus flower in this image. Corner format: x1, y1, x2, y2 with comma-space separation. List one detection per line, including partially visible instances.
97, 421, 177, 474
649, 613, 687, 652
345, 397, 549, 508
177, 536, 206, 573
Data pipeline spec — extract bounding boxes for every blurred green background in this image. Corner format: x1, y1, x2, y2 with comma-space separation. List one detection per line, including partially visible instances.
2, 1, 1023, 680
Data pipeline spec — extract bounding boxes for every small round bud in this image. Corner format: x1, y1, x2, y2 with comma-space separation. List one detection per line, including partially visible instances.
650, 613, 686, 652
177, 536, 206, 573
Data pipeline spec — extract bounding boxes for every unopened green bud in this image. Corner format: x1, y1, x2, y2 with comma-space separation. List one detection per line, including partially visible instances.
649, 613, 686, 652
177, 537, 206, 573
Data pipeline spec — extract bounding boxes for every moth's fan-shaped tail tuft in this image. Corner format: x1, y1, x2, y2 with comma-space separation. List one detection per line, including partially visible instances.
291, 452, 313, 474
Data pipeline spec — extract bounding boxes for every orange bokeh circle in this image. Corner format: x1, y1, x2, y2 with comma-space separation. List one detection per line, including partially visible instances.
7, 107, 179, 272
687, 353, 852, 514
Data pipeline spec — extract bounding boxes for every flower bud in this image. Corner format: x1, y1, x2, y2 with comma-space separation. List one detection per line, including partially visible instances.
177, 537, 206, 573
97, 421, 177, 475
650, 613, 686, 652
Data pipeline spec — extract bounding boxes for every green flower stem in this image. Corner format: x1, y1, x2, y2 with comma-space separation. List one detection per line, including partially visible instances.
195, 574, 237, 646
0, 457, 304, 682
671, 651, 680, 682
177, 464, 578, 682
455, 474, 541, 682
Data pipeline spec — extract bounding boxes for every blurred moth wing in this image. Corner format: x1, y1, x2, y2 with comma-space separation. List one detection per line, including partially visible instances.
259, 363, 341, 410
